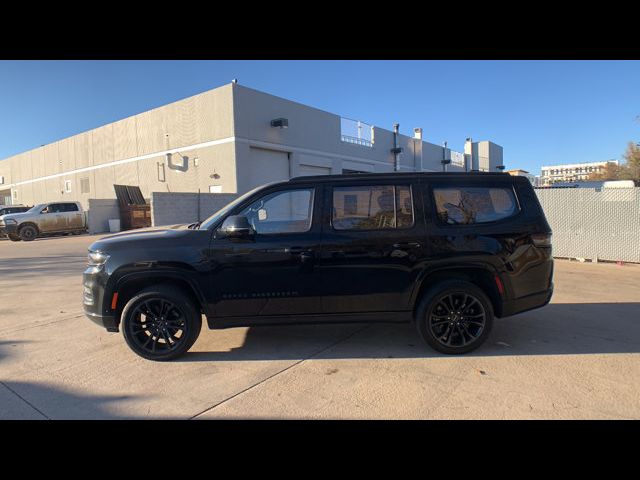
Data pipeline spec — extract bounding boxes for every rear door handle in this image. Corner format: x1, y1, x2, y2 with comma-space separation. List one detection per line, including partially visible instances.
285, 246, 310, 254
392, 242, 422, 249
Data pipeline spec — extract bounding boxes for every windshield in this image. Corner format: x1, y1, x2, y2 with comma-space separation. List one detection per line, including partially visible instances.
27, 203, 47, 213
199, 184, 274, 230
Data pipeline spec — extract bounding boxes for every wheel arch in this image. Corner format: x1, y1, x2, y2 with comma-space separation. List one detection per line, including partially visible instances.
111, 270, 206, 325
412, 265, 504, 318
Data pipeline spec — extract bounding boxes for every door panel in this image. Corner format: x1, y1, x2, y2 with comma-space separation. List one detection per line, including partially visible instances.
319, 181, 427, 313
38, 204, 60, 232
208, 185, 324, 317
64, 204, 84, 229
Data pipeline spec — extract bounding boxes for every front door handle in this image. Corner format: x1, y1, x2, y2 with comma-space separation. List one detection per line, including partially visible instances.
285, 247, 315, 263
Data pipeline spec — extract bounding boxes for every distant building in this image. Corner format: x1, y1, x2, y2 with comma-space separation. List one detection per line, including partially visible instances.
505, 169, 538, 186
540, 160, 618, 186
0, 82, 505, 208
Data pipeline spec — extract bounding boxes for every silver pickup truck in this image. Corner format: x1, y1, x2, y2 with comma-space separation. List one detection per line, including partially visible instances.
0, 201, 87, 242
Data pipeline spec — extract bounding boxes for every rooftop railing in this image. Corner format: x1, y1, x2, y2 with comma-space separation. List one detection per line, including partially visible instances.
341, 117, 374, 148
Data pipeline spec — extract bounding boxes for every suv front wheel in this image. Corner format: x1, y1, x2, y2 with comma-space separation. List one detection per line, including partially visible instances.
121, 285, 202, 361
416, 280, 494, 355
19, 224, 38, 241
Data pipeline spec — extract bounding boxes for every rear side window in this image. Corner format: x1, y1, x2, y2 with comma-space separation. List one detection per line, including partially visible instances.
332, 185, 414, 230
47, 204, 64, 213
433, 186, 519, 225
63, 203, 79, 212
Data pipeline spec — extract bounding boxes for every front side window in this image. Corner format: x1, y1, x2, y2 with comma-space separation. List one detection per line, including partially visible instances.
44, 204, 63, 213
237, 188, 314, 235
332, 185, 414, 231
433, 186, 518, 225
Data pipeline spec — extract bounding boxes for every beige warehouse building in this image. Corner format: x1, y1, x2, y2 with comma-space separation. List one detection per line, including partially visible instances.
0, 82, 504, 208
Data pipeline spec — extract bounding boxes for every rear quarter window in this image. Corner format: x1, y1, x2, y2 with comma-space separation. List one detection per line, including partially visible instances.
433, 185, 519, 225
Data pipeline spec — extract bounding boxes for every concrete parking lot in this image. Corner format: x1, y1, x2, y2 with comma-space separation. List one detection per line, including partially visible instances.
0, 233, 638, 419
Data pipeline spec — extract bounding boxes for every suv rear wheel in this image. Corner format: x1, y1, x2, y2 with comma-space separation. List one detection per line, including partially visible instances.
121, 285, 202, 361
416, 280, 493, 354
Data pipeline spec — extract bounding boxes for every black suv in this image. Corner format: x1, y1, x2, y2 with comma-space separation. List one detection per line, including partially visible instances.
83, 172, 553, 361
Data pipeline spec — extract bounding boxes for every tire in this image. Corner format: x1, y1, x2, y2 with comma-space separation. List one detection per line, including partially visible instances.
18, 224, 38, 242
121, 285, 202, 361
7, 234, 21, 242
415, 280, 494, 355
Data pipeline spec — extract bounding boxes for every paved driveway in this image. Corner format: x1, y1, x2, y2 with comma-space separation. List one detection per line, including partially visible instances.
0, 234, 638, 419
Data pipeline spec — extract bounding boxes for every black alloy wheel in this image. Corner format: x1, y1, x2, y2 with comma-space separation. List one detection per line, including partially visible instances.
428, 292, 486, 348
416, 281, 494, 354
121, 286, 202, 361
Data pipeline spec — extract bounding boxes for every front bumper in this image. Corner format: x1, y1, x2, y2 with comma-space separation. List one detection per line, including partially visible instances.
83, 267, 119, 332
0, 224, 18, 236
84, 308, 119, 332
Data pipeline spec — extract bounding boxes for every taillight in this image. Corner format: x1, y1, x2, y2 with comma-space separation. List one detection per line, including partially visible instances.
531, 233, 552, 247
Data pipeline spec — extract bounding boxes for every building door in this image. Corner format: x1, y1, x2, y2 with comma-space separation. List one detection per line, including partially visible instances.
0, 189, 11, 205
299, 164, 331, 177
244, 147, 290, 191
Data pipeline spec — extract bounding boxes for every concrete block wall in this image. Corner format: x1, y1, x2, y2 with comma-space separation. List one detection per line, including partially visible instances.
151, 192, 239, 227
87, 199, 120, 234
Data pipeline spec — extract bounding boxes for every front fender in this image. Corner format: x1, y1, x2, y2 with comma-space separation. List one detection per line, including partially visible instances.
108, 265, 211, 316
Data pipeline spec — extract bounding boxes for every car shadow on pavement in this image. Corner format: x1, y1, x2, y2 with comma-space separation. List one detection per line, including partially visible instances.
0, 340, 30, 362
0, 341, 141, 420
0, 380, 142, 420
180, 302, 640, 362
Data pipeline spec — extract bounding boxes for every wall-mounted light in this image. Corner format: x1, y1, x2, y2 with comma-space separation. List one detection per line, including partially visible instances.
270, 118, 289, 129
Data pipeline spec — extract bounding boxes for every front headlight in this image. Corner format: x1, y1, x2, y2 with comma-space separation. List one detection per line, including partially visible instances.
87, 250, 110, 266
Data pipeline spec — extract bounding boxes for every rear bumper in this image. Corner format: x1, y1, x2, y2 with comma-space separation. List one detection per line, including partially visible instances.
500, 284, 553, 318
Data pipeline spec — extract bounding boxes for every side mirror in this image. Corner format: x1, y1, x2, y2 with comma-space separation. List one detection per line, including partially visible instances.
219, 215, 255, 238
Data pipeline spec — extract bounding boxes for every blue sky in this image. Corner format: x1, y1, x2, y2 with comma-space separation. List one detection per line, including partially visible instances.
1, 60, 638, 174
